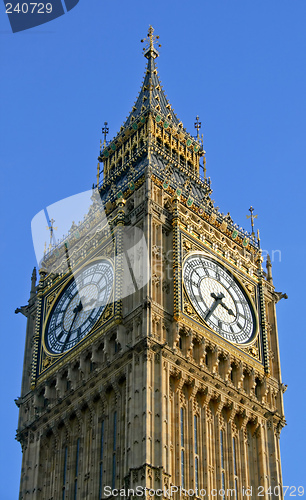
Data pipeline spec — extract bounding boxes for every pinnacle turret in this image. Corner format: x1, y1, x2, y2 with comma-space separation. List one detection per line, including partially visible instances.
30, 267, 37, 298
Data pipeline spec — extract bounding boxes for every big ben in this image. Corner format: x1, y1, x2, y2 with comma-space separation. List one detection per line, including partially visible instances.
16, 27, 286, 499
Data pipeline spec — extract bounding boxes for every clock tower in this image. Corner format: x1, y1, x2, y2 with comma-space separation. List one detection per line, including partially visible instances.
16, 27, 286, 499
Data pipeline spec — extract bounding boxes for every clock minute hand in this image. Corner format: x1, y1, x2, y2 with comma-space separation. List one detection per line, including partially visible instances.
204, 292, 225, 321
61, 300, 83, 353
80, 296, 96, 311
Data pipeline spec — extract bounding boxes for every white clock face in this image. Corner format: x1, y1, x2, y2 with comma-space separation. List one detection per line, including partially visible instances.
45, 260, 113, 354
183, 254, 256, 344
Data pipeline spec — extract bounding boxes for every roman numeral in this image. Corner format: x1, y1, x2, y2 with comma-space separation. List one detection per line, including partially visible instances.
200, 260, 210, 276
194, 268, 202, 280
56, 330, 65, 342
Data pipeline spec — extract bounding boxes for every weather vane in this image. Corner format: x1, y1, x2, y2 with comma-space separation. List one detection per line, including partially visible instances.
102, 121, 109, 147
141, 26, 161, 59
46, 218, 57, 249
194, 115, 201, 140
246, 206, 258, 237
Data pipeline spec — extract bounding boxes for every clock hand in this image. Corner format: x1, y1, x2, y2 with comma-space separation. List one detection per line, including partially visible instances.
207, 292, 235, 318
83, 284, 110, 309
219, 301, 235, 316
61, 299, 82, 353
80, 296, 96, 311
73, 300, 83, 314
205, 292, 225, 321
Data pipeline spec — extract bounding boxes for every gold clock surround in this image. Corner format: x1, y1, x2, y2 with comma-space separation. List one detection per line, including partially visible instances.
182, 250, 259, 348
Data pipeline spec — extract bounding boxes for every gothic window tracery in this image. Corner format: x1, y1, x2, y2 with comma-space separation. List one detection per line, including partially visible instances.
112, 411, 117, 489
194, 414, 199, 490
180, 407, 185, 489
220, 429, 225, 499
233, 436, 239, 499
62, 445, 68, 500
98, 420, 104, 499
74, 438, 80, 500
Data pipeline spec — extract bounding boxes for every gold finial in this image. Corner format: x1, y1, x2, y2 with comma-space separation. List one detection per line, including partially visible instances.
97, 162, 100, 187
194, 115, 201, 141
141, 26, 161, 59
44, 241, 47, 255
246, 206, 258, 237
203, 155, 207, 179
266, 254, 273, 283
257, 229, 261, 247
46, 218, 57, 247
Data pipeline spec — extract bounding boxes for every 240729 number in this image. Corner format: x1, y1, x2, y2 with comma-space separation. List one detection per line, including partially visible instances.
257, 486, 305, 496
5, 3, 53, 14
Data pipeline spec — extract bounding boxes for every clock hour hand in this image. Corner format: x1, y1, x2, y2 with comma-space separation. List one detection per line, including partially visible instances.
204, 292, 225, 321
61, 299, 82, 353
219, 301, 235, 316
73, 300, 83, 314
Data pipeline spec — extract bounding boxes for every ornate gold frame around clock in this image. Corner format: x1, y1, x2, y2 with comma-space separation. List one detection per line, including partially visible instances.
41, 256, 115, 358
181, 249, 259, 349
34, 235, 118, 385
176, 228, 263, 364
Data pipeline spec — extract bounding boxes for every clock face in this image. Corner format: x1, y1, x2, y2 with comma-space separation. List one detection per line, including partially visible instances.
45, 260, 114, 354
183, 254, 256, 344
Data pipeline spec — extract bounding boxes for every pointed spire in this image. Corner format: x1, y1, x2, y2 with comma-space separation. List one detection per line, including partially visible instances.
99, 26, 206, 181
122, 28, 180, 130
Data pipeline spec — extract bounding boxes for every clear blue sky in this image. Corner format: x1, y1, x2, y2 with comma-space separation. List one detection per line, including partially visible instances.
1, 1, 305, 497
